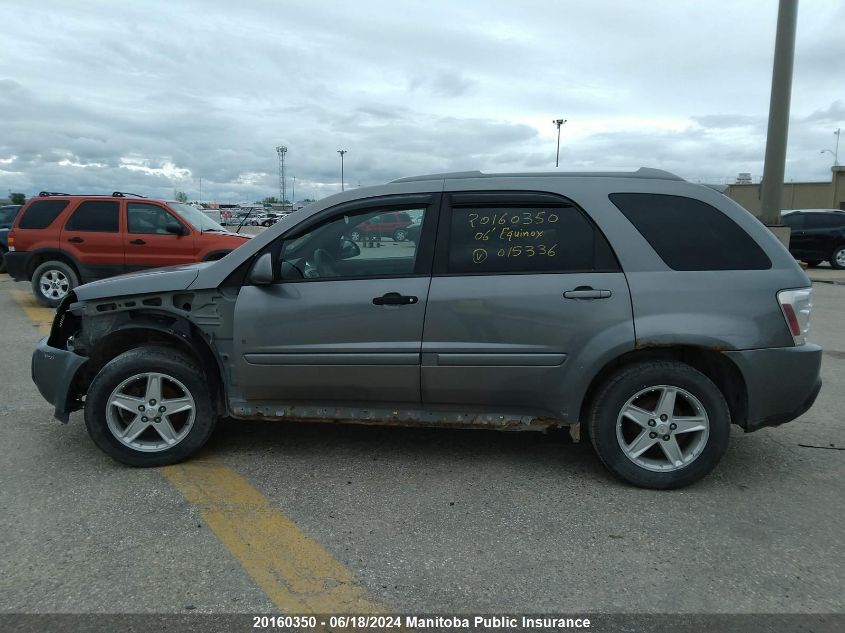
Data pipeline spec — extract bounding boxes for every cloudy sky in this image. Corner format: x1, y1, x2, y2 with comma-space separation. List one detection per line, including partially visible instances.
1, 0, 843, 203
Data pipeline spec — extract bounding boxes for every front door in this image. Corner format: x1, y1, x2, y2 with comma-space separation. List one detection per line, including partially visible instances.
421, 192, 634, 418
233, 195, 439, 405
124, 202, 196, 271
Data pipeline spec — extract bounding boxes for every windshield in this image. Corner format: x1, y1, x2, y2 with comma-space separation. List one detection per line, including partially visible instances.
167, 202, 228, 232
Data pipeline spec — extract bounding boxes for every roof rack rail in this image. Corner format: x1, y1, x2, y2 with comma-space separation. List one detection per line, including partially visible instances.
391, 167, 684, 183
111, 191, 147, 198
38, 191, 70, 197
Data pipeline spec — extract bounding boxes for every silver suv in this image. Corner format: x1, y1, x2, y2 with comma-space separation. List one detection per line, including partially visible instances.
31, 169, 822, 488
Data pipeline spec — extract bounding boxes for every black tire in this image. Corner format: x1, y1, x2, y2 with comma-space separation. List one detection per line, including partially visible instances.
804, 260, 822, 268
393, 228, 408, 241
829, 245, 845, 270
587, 361, 731, 489
31, 260, 79, 307
349, 229, 362, 241
0, 249, 6, 274
84, 346, 217, 467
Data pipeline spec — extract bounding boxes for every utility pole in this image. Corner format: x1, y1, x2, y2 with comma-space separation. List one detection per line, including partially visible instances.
338, 150, 347, 191
292, 176, 296, 205
759, 0, 798, 230
553, 119, 567, 168
275, 146, 287, 203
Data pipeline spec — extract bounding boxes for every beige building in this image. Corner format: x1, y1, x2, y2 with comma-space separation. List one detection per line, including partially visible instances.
726, 167, 845, 216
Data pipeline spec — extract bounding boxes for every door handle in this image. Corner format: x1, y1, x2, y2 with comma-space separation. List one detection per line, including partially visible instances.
372, 292, 419, 306
129, 239, 146, 245
563, 286, 612, 299
67, 237, 84, 244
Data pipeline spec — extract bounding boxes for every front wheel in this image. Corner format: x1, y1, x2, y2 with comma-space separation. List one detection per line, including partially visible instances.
830, 246, 845, 270
31, 260, 79, 307
84, 347, 217, 466
587, 361, 731, 489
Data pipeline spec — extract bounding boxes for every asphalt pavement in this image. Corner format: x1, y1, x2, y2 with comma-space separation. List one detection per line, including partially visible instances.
0, 273, 843, 618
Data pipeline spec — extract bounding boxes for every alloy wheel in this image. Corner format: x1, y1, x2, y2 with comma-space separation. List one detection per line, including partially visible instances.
615, 385, 710, 472
106, 372, 196, 452
39, 269, 70, 301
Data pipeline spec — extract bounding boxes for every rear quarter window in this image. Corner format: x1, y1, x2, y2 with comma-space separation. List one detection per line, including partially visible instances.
65, 201, 120, 232
609, 193, 771, 271
18, 200, 70, 229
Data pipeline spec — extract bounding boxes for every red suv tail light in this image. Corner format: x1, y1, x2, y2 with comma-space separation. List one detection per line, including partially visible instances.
7, 229, 14, 251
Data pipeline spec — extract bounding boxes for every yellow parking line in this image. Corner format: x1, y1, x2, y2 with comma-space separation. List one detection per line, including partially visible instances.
5, 283, 384, 616
10, 288, 53, 335
161, 460, 385, 615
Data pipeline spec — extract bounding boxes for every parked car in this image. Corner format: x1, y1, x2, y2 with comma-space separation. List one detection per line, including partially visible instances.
403, 218, 423, 244
31, 169, 820, 489
781, 209, 845, 269
347, 211, 412, 241
0, 204, 22, 273
5, 192, 250, 306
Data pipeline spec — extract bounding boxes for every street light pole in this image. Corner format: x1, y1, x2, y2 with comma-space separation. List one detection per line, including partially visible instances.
821, 128, 841, 166
552, 119, 566, 167
759, 0, 799, 228
338, 150, 347, 191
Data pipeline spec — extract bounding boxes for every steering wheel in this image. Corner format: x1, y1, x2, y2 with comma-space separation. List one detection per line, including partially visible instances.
313, 248, 338, 278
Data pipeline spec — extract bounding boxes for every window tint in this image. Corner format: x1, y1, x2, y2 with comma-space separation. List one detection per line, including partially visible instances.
447, 205, 617, 274
128, 203, 182, 234
65, 201, 119, 232
279, 207, 427, 281
18, 200, 69, 229
609, 193, 771, 271
782, 213, 805, 229
805, 213, 845, 229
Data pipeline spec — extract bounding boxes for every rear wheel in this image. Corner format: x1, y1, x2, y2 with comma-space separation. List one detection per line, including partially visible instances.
587, 361, 731, 489
84, 347, 217, 466
0, 248, 6, 274
393, 228, 408, 241
830, 246, 845, 270
31, 260, 78, 307
349, 229, 363, 241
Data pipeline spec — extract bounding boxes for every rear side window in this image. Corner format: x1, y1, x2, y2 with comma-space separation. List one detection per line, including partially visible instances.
448, 205, 618, 274
805, 214, 845, 229
65, 201, 120, 233
782, 213, 805, 229
609, 193, 771, 271
18, 200, 69, 229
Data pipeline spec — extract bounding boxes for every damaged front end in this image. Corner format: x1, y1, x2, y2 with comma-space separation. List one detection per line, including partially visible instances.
31, 293, 88, 422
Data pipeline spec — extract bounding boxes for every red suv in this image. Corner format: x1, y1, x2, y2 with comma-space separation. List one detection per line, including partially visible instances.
347, 211, 413, 242
6, 192, 250, 306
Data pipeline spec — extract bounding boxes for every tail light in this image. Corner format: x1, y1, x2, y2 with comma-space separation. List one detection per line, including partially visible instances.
777, 287, 813, 346
7, 230, 14, 251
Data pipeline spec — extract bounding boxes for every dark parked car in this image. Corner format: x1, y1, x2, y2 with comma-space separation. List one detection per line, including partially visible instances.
0, 204, 23, 273
31, 169, 821, 489
782, 209, 845, 269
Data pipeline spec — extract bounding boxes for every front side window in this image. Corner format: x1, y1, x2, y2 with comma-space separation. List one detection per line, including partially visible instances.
447, 205, 617, 274
128, 203, 183, 234
609, 193, 771, 271
65, 201, 119, 232
278, 207, 427, 281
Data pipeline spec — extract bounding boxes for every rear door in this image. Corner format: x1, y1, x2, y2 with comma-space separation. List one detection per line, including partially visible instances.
421, 191, 634, 417
60, 200, 124, 281
232, 194, 440, 405
124, 202, 197, 271
802, 213, 845, 260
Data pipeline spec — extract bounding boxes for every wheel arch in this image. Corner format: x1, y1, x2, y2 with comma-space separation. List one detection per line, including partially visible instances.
27, 249, 82, 280
578, 345, 749, 430
83, 316, 228, 416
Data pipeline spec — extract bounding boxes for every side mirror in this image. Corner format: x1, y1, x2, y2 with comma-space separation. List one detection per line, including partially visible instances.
166, 223, 188, 236
249, 252, 274, 285
339, 238, 360, 260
